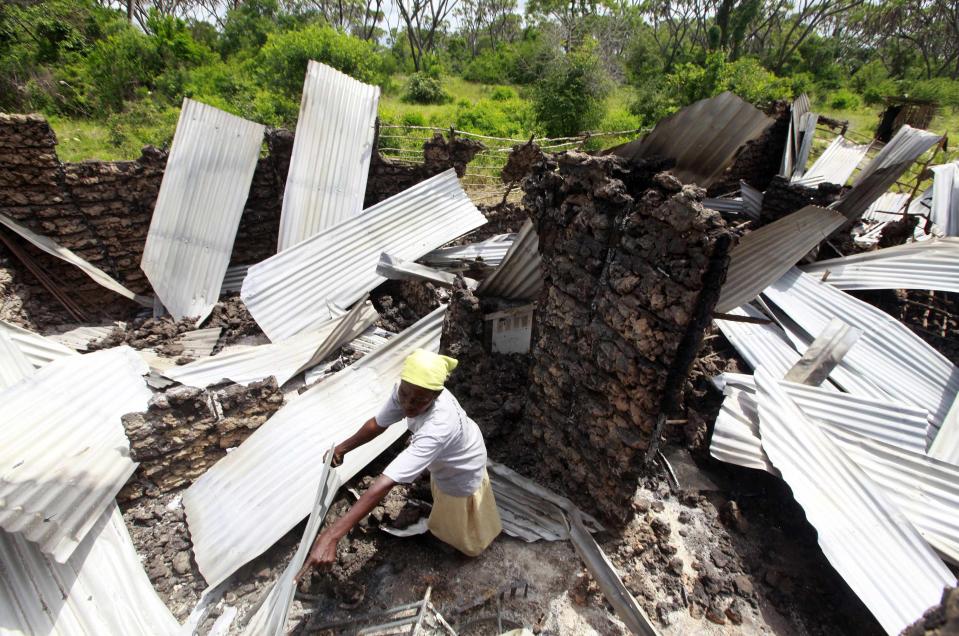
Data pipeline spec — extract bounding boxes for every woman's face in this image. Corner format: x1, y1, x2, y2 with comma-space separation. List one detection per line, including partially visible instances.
398, 380, 440, 417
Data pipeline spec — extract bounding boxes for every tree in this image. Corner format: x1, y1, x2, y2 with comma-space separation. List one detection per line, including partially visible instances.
861, 0, 959, 80
532, 42, 609, 135
395, 0, 459, 71
526, 0, 598, 53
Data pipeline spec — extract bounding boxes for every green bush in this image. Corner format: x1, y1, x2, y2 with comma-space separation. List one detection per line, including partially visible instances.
453, 97, 535, 137
829, 89, 861, 110
403, 72, 451, 104
256, 24, 384, 99
532, 45, 609, 137
726, 58, 792, 107
489, 85, 517, 101
628, 81, 679, 127
401, 111, 427, 127
863, 79, 898, 106
507, 37, 559, 85
463, 49, 514, 84
908, 78, 959, 110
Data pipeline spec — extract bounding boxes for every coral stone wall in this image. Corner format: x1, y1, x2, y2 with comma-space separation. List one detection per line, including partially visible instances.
523, 151, 733, 520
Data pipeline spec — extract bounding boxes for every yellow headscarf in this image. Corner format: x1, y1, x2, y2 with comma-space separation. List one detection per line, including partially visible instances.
400, 349, 459, 391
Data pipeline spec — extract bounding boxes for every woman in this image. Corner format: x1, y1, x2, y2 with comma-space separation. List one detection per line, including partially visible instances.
296, 348, 501, 579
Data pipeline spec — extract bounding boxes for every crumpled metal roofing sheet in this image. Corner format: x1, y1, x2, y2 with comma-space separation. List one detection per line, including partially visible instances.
220, 264, 249, 294
609, 92, 773, 187
0, 330, 34, 389
376, 252, 463, 288
721, 374, 929, 453
141, 99, 265, 322
48, 324, 117, 351
242, 452, 339, 636
802, 237, 959, 293
277, 62, 380, 251
790, 111, 819, 180
0, 319, 78, 369
177, 327, 223, 358
166, 301, 377, 388
835, 125, 942, 221
715, 205, 844, 313
302, 326, 395, 385
477, 220, 543, 300
0, 346, 151, 562
930, 162, 958, 236
741, 181, 763, 220
0, 213, 150, 307
793, 136, 870, 187
763, 267, 959, 436
242, 169, 486, 341
780, 94, 811, 177
421, 233, 515, 267
754, 368, 955, 635
487, 461, 603, 542
184, 306, 446, 587
712, 383, 959, 565
0, 503, 179, 635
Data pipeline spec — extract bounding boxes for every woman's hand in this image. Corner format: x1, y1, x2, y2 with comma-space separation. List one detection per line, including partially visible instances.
295, 531, 338, 581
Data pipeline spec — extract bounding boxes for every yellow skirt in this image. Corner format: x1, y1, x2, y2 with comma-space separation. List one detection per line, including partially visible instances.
428, 469, 502, 556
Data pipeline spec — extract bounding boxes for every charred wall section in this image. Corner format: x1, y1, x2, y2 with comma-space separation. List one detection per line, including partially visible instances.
708, 101, 791, 196
523, 151, 733, 521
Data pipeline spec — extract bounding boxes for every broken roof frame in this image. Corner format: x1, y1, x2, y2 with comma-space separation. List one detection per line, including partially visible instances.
242, 168, 487, 342
184, 306, 446, 588
140, 98, 265, 323
277, 61, 381, 252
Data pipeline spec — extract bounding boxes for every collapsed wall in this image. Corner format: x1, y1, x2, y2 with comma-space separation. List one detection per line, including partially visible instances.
523, 151, 733, 521
708, 100, 791, 196
120, 378, 284, 502
759, 175, 843, 224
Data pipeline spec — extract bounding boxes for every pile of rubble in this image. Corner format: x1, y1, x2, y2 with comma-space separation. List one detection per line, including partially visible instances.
2, 67, 958, 636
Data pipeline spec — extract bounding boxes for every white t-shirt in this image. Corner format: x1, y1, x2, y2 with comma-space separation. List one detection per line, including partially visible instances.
375, 384, 487, 497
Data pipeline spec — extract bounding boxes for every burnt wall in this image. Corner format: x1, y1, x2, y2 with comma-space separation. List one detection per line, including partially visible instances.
523, 151, 733, 521
708, 101, 790, 196
759, 175, 843, 225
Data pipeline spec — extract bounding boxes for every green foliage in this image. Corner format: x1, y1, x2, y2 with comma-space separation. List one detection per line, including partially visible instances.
256, 24, 384, 100
489, 86, 517, 101
829, 89, 861, 110
463, 49, 513, 84
628, 80, 679, 127
404, 72, 451, 104
908, 78, 959, 110
453, 96, 536, 137
665, 51, 730, 105
532, 44, 609, 136
726, 58, 793, 108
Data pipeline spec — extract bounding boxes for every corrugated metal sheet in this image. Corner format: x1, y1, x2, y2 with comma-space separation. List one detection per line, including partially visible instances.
802, 237, 959, 293
302, 326, 395, 385
177, 327, 223, 358
741, 181, 763, 220
715, 304, 890, 399
488, 461, 602, 542
854, 192, 916, 246
141, 99, 265, 323
716, 206, 845, 313
780, 94, 811, 177
930, 162, 958, 236
243, 169, 486, 342
376, 252, 462, 288
0, 346, 151, 562
48, 324, 117, 351
166, 301, 377, 388
0, 503, 179, 635
608, 92, 773, 187
242, 451, 339, 636
835, 125, 942, 221
793, 136, 870, 187
790, 112, 819, 180
702, 197, 744, 214
0, 319, 78, 368
754, 368, 955, 635
477, 220, 543, 300
421, 233, 515, 267
184, 306, 446, 587
220, 264, 249, 294
277, 61, 380, 251
0, 330, 34, 389
720, 374, 929, 453
0, 213, 150, 307
763, 267, 959, 436
712, 383, 959, 565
